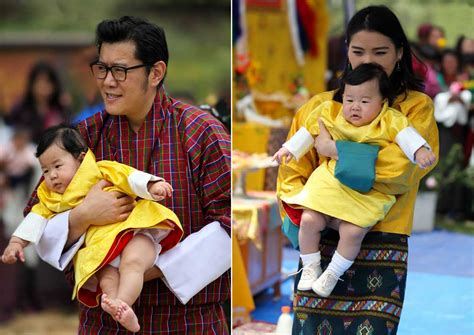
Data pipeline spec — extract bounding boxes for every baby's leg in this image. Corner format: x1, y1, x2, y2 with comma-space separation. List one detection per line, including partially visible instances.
337, 221, 370, 261
97, 265, 120, 319
297, 209, 327, 290
115, 234, 156, 332
299, 209, 327, 255
312, 220, 369, 297
117, 234, 156, 305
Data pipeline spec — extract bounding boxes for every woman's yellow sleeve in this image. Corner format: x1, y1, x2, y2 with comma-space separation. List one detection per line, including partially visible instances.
373, 92, 439, 195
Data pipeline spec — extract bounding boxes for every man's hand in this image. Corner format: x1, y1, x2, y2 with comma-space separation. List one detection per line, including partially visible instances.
67, 180, 135, 246
272, 147, 294, 164
314, 119, 338, 160
415, 147, 436, 169
1, 237, 28, 264
148, 181, 173, 201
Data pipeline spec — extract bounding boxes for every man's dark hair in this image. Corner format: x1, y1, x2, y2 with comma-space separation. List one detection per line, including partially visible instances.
96, 16, 168, 85
342, 63, 396, 105
36, 124, 88, 159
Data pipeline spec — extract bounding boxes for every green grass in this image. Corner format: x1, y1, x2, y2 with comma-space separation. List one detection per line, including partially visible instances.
435, 215, 474, 235
328, 0, 473, 48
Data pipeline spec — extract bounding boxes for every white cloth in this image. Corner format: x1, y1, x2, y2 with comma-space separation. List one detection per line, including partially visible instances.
157, 221, 230, 304
395, 126, 430, 163
283, 127, 314, 160
12, 212, 48, 244
36, 214, 230, 304
128, 171, 164, 200
434, 90, 471, 127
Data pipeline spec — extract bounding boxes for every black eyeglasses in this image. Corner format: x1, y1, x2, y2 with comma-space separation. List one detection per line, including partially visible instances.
90, 62, 149, 81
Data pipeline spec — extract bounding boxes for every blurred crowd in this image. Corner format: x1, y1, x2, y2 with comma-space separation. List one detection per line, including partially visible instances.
412, 24, 473, 220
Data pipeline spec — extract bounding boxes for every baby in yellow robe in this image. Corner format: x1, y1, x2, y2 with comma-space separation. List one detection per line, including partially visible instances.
1, 125, 183, 332
273, 63, 436, 297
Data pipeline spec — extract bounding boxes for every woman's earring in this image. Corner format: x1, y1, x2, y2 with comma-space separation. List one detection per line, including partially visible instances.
396, 62, 401, 72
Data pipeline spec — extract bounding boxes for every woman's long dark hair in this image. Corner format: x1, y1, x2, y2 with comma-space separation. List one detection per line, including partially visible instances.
334, 5, 425, 103
23, 61, 64, 114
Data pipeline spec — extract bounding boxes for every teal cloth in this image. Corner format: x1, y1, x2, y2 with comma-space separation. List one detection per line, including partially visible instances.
282, 215, 300, 250
335, 140, 380, 193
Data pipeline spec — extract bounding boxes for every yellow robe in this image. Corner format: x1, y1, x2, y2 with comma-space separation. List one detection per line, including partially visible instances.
281, 101, 411, 227
31, 150, 183, 306
277, 90, 439, 235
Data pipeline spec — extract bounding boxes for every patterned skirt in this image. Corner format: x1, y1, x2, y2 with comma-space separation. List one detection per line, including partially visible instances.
292, 230, 408, 335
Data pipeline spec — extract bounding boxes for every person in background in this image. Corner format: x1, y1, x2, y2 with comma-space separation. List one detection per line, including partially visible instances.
0, 126, 42, 312
25, 16, 231, 334
5, 61, 70, 144
277, 6, 438, 334
427, 25, 446, 52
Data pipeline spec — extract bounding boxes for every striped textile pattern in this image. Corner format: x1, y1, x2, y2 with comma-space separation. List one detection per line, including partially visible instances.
292, 230, 408, 335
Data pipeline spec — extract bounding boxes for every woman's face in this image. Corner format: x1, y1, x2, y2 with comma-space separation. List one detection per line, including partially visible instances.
348, 30, 402, 77
442, 53, 459, 76
33, 73, 54, 102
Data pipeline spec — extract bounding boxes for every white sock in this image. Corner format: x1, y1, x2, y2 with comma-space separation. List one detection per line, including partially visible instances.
326, 251, 353, 277
300, 252, 321, 267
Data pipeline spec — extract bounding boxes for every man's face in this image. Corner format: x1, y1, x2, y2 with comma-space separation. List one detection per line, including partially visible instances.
342, 79, 384, 127
96, 41, 155, 122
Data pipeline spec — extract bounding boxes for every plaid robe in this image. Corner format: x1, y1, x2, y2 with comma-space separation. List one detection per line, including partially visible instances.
26, 87, 231, 334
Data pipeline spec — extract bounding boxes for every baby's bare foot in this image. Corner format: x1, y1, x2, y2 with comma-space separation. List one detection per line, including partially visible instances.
101, 294, 119, 320
115, 299, 140, 332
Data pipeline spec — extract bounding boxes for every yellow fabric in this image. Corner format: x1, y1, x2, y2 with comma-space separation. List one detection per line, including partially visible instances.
281, 101, 411, 227
232, 122, 271, 191
232, 204, 261, 248
33, 150, 183, 304
245, 0, 328, 118
231, 233, 255, 316
277, 90, 439, 235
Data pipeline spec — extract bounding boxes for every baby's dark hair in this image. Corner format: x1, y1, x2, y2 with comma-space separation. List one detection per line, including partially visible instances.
341, 63, 396, 105
36, 124, 88, 159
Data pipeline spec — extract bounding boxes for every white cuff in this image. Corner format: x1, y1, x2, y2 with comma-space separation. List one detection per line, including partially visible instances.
156, 221, 230, 304
13, 212, 48, 244
128, 171, 163, 200
35, 210, 85, 270
282, 127, 314, 161
395, 126, 430, 164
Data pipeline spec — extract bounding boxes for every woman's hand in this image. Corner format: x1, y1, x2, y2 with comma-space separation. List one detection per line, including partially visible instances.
314, 119, 338, 160
67, 180, 135, 246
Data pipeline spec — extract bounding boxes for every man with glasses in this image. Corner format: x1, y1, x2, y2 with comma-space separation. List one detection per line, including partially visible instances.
27, 16, 231, 334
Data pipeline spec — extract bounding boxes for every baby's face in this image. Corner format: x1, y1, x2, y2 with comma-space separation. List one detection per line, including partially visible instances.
38, 143, 82, 194
342, 79, 384, 127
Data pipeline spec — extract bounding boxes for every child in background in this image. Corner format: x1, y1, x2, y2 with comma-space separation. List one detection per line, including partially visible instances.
273, 63, 436, 297
1, 125, 183, 332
